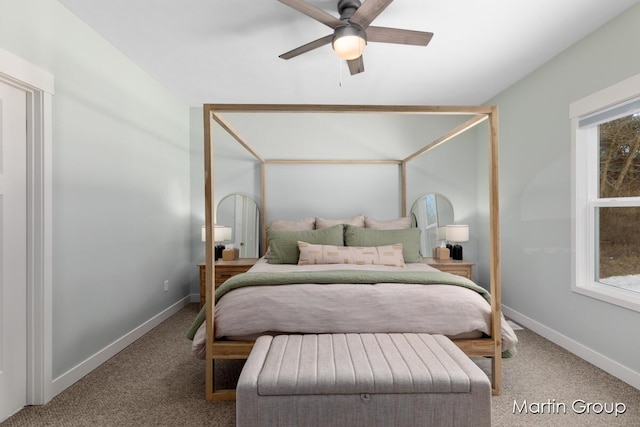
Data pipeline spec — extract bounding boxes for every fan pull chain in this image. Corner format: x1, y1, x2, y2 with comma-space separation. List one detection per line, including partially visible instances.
338, 60, 343, 87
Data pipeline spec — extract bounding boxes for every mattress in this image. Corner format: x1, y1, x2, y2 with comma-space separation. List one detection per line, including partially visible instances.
191, 258, 517, 359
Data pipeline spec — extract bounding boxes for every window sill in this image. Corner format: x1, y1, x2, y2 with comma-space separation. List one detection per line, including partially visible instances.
572, 282, 640, 313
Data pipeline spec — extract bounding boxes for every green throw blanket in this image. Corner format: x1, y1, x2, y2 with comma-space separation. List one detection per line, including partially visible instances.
186, 269, 516, 357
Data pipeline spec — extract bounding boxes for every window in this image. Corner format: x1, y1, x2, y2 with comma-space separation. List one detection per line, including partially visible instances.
571, 73, 640, 312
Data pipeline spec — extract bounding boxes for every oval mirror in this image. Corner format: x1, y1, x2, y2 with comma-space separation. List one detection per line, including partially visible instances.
217, 194, 260, 258
410, 193, 454, 257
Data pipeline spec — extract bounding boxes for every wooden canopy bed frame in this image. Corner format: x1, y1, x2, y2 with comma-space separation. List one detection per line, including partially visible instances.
202, 103, 501, 400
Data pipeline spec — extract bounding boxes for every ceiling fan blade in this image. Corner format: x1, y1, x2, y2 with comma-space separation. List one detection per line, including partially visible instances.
349, 0, 394, 29
366, 26, 433, 46
279, 34, 333, 59
278, 0, 343, 29
347, 56, 364, 75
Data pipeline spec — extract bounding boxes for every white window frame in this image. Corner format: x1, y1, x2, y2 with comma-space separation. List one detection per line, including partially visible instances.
570, 72, 640, 313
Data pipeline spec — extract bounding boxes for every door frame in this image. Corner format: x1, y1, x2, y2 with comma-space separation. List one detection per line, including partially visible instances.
0, 47, 54, 405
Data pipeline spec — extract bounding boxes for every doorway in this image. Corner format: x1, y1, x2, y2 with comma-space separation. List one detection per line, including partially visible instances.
0, 75, 28, 422
0, 47, 54, 421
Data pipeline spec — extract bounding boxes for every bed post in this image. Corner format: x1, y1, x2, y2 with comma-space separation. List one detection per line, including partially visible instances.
488, 107, 502, 396
401, 161, 407, 217
261, 161, 266, 255
203, 105, 217, 400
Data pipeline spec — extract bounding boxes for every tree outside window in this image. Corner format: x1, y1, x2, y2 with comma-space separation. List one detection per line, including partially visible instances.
597, 113, 640, 292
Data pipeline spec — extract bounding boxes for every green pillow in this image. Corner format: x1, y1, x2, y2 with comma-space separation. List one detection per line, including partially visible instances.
267, 224, 344, 264
344, 225, 423, 263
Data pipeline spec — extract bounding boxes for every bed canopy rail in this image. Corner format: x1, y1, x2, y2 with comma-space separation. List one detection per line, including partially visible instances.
203, 103, 501, 400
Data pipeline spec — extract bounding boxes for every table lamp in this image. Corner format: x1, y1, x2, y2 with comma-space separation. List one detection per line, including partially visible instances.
446, 225, 469, 260
202, 225, 232, 260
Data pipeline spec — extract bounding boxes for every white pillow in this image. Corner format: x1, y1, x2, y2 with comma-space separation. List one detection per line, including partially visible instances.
315, 215, 365, 229
268, 217, 315, 231
298, 241, 405, 267
364, 216, 412, 230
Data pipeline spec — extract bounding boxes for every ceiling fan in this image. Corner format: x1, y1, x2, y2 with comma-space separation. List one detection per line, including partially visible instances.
278, 0, 433, 75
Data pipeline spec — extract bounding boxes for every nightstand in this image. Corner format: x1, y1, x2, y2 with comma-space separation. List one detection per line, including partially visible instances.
198, 259, 258, 308
424, 257, 474, 279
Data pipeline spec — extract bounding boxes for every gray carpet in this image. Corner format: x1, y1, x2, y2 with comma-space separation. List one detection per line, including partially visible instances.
3, 304, 639, 426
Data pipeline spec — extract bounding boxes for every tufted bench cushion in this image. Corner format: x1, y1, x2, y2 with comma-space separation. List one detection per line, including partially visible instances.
236, 333, 491, 427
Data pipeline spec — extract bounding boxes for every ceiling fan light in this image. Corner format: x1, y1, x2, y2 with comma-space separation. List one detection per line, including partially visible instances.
332, 25, 366, 60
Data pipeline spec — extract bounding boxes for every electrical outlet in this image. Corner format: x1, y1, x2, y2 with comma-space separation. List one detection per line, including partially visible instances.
163, 280, 169, 292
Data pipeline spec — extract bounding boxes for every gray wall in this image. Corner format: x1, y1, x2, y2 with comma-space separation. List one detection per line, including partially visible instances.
480, 3, 640, 378
0, 0, 191, 378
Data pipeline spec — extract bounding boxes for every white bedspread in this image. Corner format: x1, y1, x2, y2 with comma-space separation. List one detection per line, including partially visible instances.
191, 258, 517, 359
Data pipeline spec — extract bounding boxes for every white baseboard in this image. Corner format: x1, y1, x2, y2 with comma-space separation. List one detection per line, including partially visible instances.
503, 305, 640, 390
51, 296, 191, 397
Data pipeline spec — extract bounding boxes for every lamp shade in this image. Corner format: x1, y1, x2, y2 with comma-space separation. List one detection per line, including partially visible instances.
332, 25, 366, 60
446, 225, 469, 243
201, 225, 233, 242
214, 225, 232, 242
437, 226, 447, 241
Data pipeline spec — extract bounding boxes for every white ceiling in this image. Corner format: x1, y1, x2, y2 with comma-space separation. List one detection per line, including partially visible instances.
58, 0, 639, 107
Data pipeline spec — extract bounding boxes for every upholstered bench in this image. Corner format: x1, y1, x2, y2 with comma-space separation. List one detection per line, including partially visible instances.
236, 333, 491, 427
